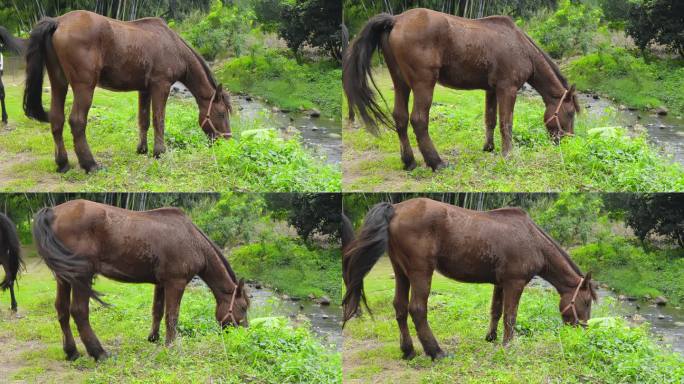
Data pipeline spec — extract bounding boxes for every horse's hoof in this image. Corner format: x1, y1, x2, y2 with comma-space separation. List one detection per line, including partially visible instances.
93, 350, 109, 362
136, 145, 148, 155
432, 161, 450, 172
401, 350, 416, 360
432, 350, 451, 361
483, 143, 495, 152
82, 163, 101, 174
485, 332, 497, 342
56, 163, 71, 173
147, 333, 159, 343
65, 350, 80, 361
403, 160, 417, 171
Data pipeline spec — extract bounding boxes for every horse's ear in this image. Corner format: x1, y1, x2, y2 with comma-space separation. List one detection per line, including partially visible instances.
569, 84, 576, 94
238, 278, 245, 290
570, 84, 581, 114
216, 83, 224, 95
583, 272, 592, 286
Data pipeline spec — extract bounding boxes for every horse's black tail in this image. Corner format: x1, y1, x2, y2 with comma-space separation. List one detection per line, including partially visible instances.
0, 26, 26, 55
342, 202, 394, 325
341, 212, 354, 252
342, 13, 395, 134
32, 207, 107, 305
0, 213, 23, 291
23, 18, 59, 123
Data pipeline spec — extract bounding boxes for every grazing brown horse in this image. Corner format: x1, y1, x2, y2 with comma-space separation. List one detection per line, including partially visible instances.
343, 8, 580, 171
32, 199, 249, 361
24, 11, 233, 173
343, 198, 596, 360
0, 212, 23, 312
0, 26, 27, 124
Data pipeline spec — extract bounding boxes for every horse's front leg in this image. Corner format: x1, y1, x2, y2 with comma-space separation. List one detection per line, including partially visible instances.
408, 271, 446, 360
0, 75, 7, 124
501, 280, 526, 346
137, 90, 151, 155
391, 263, 415, 359
151, 85, 171, 158
148, 284, 165, 342
496, 86, 518, 158
485, 285, 503, 341
163, 280, 186, 345
483, 90, 497, 152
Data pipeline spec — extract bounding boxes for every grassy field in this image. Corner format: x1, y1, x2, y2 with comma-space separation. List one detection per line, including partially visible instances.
343, 70, 684, 192
343, 258, 683, 383
0, 81, 340, 192
0, 249, 341, 383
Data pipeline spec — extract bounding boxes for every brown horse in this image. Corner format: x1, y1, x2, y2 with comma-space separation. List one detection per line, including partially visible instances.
0, 212, 23, 312
24, 11, 232, 173
32, 199, 249, 361
343, 198, 596, 360
343, 8, 580, 171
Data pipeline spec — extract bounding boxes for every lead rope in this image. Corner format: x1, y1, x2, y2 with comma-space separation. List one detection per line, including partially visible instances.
561, 277, 585, 325
201, 89, 231, 139
221, 282, 240, 326
544, 89, 572, 138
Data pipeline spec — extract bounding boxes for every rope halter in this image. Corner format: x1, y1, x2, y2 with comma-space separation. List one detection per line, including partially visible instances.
561, 276, 585, 325
201, 89, 232, 139
544, 89, 574, 138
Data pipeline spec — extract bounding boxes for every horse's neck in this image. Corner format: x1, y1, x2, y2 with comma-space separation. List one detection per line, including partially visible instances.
526, 52, 566, 107
198, 249, 235, 301
181, 54, 215, 106
539, 243, 582, 295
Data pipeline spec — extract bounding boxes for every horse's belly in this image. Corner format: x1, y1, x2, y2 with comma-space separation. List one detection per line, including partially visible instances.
98, 66, 148, 91
436, 252, 497, 284
438, 65, 491, 90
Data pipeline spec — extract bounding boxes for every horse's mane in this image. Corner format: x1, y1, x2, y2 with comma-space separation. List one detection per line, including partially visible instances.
178, 37, 218, 89
191, 223, 238, 283
523, 34, 569, 89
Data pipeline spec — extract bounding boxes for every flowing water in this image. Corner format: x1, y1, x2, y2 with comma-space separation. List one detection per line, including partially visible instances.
529, 276, 684, 355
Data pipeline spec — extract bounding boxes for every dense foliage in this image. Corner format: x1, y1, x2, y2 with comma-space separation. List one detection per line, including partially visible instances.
266, 193, 343, 242
626, 0, 684, 56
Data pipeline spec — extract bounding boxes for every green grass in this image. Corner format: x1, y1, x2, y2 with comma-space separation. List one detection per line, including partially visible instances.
343, 69, 684, 192
218, 49, 342, 120
0, 82, 340, 192
567, 47, 684, 114
343, 258, 684, 383
0, 250, 340, 383
231, 237, 341, 304
572, 237, 684, 305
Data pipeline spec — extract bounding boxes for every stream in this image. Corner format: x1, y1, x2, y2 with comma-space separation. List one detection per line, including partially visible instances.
529, 276, 684, 355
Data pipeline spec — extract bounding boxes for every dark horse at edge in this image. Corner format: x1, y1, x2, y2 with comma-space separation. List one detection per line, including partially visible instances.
343, 8, 580, 171
0, 26, 27, 124
33, 199, 250, 361
343, 198, 596, 360
24, 11, 233, 173
0, 212, 23, 312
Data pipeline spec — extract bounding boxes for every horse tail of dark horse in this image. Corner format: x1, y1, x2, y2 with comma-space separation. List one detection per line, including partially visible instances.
0, 213, 23, 291
342, 13, 395, 134
342, 202, 395, 325
32, 207, 107, 306
23, 18, 59, 123
0, 26, 26, 55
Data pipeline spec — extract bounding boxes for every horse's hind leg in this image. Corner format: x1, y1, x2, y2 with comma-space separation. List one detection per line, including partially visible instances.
391, 262, 415, 359
0, 75, 7, 124
148, 284, 165, 342
408, 271, 445, 360
69, 84, 99, 173
70, 284, 107, 360
9, 282, 17, 312
136, 91, 151, 155
483, 90, 497, 152
48, 74, 70, 173
55, 279, 79, 360
485, 285, 503, 342
389, 68, 416, 171
410, 78, 446, 171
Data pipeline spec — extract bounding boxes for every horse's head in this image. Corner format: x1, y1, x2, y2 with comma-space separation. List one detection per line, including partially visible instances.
200, 84, 232, 140
544, 85, 580, 141
559, 272, 597, 327
217, 278, 250, 328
